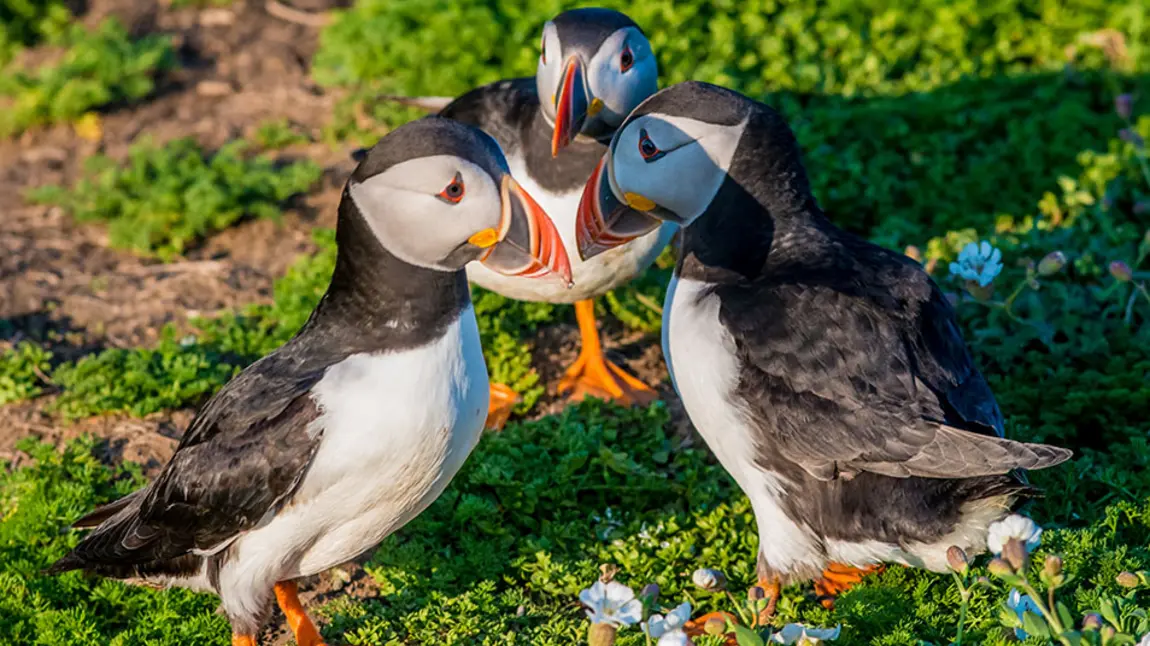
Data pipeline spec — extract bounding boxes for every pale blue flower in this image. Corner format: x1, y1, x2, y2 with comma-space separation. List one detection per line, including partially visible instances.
949, 241, 1003, 287
1007, 589, 1043, 640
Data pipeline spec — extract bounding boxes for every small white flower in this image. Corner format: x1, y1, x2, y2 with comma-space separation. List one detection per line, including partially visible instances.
644, 602, 691, 638
1006, 589, 1043, 640
772, 623, 842, 645
579, 581, 643, 627
1135, 633, 1150, 646
949, 240, 1003, 287
987, 514, 1042, 555
657, 629, 693, 646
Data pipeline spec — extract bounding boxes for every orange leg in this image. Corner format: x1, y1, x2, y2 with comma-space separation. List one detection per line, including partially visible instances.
274, 581, 327, 646
485, 383, 520, 430
232, 636, 257, 646
557, 300, 657, 406
756, 577, 781, 626
813, 563, 885, 609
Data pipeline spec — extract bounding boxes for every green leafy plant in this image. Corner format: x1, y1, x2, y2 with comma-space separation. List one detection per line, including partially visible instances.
28, 136, 323, 259
0, 342, 52, 405
49, 331, 243, 420
253, 118, 310, 150
0, 19, 175, 137
0, 0, 71, 64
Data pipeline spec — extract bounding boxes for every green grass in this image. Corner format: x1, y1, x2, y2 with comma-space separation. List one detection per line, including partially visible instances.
0, 19, 175, 138
1, 404, 1146, 645
0, 342, 52, 406
1, 0, 1149, 643
0, 0, 71, 64
28, 136, 324, 260
3, 90, 1147, 644
313, 0, 1149, 245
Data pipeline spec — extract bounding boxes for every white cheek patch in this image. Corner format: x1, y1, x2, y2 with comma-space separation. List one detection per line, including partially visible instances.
348, 157, 503, 271
536, 25, 562, 119
586, 28, 657, 124
613, 114, 746, 223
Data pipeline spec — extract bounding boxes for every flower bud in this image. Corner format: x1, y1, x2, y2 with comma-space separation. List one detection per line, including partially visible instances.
1043, 555, 1063, 578
1116, 571, 1140, 588
1119, 128, 1145, 148
904, 245, 923, 262
639, 583, 660, 605
1002, 538, 1029, 571
588, 622, 617, 646
704, 617, 728, 636
1110, 260, 1133, 282
599, 563, 619, 583
1115, 94, 1133, 121
1082, 613, 1104, 631
691, 568, 727, 592
946, 546, 970, 574
1101, 625, 1117, 642
748, 586, 766, 601
988, 557, 1015, 577
975, 576, 992, 588
1037, 251, 1067, 276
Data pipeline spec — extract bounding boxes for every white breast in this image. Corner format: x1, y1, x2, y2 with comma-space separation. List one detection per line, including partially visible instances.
218, 306, 489, 591
465, 150, 675, 303
664, 275, 824, 575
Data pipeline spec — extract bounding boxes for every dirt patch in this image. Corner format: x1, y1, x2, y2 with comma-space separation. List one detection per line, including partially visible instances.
0, 396, 192, 473
0, 0, 357, 350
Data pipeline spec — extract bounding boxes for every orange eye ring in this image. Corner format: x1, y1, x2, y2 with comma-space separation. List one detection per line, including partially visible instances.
638, 128, 663, 162
620, 46, 634, 72
438, 172, 465, 204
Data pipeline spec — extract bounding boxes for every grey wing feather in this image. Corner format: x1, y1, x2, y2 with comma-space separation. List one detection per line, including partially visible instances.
720, 259, 1070, 481
48, 346, 330, 574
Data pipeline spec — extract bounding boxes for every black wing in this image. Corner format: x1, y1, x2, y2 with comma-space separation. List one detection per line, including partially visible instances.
719, 249, 1070, 481
439, 77, 539, 151
49, 346, 329, 575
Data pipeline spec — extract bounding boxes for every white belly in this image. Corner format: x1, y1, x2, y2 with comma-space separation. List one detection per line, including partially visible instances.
664, 276, 823, 575
219, 306, 489, 587
466, 152, 675, 303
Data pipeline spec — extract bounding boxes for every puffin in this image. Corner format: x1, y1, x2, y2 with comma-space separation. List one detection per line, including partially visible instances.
575, 81, 1072, 616
370, 7, 675, 427
47, 117, 572, 646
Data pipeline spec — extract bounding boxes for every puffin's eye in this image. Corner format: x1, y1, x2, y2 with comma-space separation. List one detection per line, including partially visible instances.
620, 46, 634, 72
437, 172, 465, 204
637, 128, 663, 162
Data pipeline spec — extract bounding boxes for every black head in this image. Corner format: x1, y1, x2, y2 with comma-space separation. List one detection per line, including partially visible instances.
576, 81, 817, 261
342, 116, 571, 282
537, 8, 657, 156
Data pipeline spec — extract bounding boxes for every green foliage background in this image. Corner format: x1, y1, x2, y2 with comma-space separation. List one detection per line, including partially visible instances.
1, 0, 1149, 644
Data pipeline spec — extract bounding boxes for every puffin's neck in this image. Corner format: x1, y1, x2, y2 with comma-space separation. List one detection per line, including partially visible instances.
302, 195, 470, 354
678, 116, 832, 284
521, 108, 611, 193
677, 168, 833, 285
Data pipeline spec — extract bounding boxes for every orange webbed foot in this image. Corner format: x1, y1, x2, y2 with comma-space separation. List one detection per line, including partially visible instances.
813, 563, 885, 609
485, 383, 521, 430
557, 300, 657, 406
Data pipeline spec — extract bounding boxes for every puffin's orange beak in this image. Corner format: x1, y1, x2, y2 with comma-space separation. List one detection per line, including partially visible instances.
551, 56, 590, 157
478, 175, 573, 285
576, 155, 661, 261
